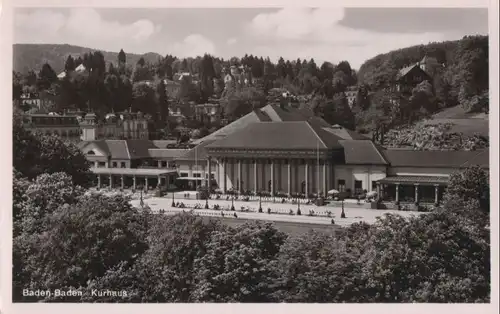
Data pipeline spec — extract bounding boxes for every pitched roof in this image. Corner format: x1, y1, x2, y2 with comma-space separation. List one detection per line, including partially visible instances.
382, 149, 490, 168
176, 139, 217, 161
398, 64, 420, 78
80, 140, 110, 156
324, 124, 369, 140
206, 121, 344, 150
192, 110, 268, 144
339, 140, 388, 165
152, 140, 178, 148
148, 149, 188, 159
105, 140, 130, 159
126, 140, 157, 158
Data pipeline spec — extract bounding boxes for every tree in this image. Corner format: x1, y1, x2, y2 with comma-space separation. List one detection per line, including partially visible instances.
137, 57, 146, 67
64, 55, 76, 72
13, 194, 149, 301
37, 63, 58, 91
442, 166, 490, 222
118, 49, 126, 66
13, 122, 92, 187
191, 222, 286, 302
13, 71, 23, 101
199, 54, 216, 101
130, 214, 221, 302
16, 172, 85, 235
156, 79, 169, 122
132, 82, 156, 114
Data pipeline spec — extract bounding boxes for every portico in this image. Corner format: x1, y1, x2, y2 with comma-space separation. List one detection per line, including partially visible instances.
377, 175, 448, 204
91, 168, 177, 191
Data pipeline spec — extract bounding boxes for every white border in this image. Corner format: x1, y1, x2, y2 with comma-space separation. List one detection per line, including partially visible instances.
1, 1, 498, 314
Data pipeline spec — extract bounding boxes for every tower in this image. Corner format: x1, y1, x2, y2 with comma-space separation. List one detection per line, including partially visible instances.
80, 112, 97, 141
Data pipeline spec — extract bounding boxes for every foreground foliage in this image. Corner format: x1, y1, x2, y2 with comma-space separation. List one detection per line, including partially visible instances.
12, 162, 490, 302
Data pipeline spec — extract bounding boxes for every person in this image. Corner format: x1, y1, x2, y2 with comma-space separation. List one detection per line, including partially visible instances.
233, 212, 238, 218
331, 218, 335, 225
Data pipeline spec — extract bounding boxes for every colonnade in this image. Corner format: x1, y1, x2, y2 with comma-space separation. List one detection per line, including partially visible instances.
377, 182, 442, 204
96, 173, 169, 190
215, 157, 334, 196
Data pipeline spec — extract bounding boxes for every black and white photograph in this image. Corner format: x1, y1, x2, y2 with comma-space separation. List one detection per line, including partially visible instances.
1, 0, 498, 311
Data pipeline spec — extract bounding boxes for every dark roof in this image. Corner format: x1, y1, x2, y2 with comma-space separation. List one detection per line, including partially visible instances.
378, 176, 449, 185
206, 121, 344, 150
152, 140, 178, 148
397, 63, 431, 80
325, 124, 369, 140
339, 140, 388, 165
192, 110, 269, 144
126, 140, 157, 158
148, 149, 188, 159
176, 139, 217, 160
382, 149, 490, 168
460, 149, 490, 168
106, 140, 129, 159
85, 140, 111, 156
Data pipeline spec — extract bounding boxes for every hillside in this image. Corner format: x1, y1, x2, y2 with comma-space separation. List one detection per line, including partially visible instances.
13, 44, 163, 74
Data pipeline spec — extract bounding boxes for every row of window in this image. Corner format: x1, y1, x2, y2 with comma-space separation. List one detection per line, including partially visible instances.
337, 179, 378, 194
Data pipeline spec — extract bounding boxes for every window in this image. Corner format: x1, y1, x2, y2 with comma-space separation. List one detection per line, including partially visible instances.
180, 172, 188, 177
354, 180, 363, 195
337, 179, 346, 192
121, 162, 126, 168
112, 162, 117, 168
371, 181, 378, 192
98, 162, 106, 168
161, 161, 167, 167
193, 173, 201, 178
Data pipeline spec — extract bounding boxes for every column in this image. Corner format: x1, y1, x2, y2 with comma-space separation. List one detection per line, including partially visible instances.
395, 184, 400, 202
216, 159, 221, 188
222, 159, 227, 193
145, 177, 149, 191
109, 175, 113, 188
158, 160, 162, 168
270, 159, 275, 195
207, 157, 212, 190
261, 160, 266, 192
414, 184, 419, 203
157, 175, 161, 188
376, 182, 381, 199
287, 159, 292, 196
121, 175, 125, 189
237, 159, 242, 193
323, 160, 327, 196
277, 159, 282, 192
305, 161, 309, 196
434, 184, 439, 204
133, 175, 137, 190
253, 159, 258, 193
97, 174, 101, 188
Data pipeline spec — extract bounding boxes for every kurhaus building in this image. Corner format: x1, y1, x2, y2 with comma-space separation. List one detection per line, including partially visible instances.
78, 104, 489, 207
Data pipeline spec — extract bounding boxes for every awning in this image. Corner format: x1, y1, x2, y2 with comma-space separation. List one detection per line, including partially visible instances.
91, 167, 177, 176
378, 175, 449, 185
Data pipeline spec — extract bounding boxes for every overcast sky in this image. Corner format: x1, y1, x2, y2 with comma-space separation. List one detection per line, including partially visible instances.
13, 7, 488, 68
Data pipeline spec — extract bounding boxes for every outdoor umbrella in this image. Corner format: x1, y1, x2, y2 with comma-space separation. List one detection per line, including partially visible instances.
327, 189, 340, 195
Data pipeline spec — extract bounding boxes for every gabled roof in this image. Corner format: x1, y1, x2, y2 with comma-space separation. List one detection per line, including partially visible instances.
206, 121, 344, 150
176, 139, 217, 161
339, 140, 388, 165
382, 149, 489, 168
105, 140, 129, 159
192, 110, 269, 145
80, 140, 110, 156
126, 140, 157, 158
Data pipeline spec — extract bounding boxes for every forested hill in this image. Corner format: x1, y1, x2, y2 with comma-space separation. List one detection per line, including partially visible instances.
356, 35, 489, 112
13, 44, 163, 74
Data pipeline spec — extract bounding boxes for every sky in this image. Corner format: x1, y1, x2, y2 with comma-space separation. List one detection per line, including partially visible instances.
13, 7, 488, 69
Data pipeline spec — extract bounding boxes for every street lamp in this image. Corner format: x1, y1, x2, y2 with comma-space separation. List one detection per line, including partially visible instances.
341, 199, 346, 218
205, 193, 209, 209
139, 185, 144, 208
231, 194, 235, 211
297, 196, 301, 215
171, 190, 175, 207
259, 194, 262, 212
